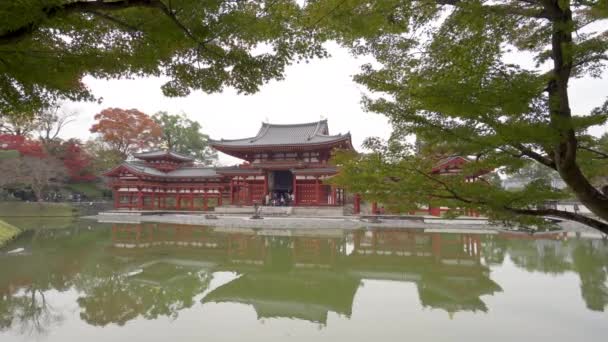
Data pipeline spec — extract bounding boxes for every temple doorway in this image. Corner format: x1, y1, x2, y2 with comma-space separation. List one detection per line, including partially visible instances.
269, 170, 293, 204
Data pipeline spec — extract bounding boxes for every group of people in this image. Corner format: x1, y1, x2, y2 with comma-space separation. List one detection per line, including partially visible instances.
264, 191, 294, 206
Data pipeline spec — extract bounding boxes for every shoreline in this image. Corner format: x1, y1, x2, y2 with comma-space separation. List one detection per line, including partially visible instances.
83, 213, 605, 238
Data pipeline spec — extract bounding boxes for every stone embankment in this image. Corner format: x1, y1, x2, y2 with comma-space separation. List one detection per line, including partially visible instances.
92, 212, 499, 232
90, 211, 604, 236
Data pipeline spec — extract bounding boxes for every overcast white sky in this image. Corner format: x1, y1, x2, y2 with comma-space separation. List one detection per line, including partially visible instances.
61, 42, 607, 165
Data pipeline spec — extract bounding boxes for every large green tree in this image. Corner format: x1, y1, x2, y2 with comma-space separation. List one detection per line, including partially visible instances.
153, 111, 218, 165
0, 0, 325, 117
310, 0, 608, 232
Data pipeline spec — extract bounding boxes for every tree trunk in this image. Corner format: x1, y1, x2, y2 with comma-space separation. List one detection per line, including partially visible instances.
545, 1, 608, 222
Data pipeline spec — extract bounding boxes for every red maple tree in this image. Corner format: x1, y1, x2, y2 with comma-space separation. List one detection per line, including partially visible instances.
0, 134, 45, 157
89, 108, 162, 157
56, 140, 96, 181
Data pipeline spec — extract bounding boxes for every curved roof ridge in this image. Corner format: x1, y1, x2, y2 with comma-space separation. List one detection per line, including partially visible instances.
133, 150, 193, 161
261, 119, 327, 128
308, 120, 323, 140
210, 136, 255, 143
313, 131, 348, 139
250, 122, 271, 142
179, 166, 217, 169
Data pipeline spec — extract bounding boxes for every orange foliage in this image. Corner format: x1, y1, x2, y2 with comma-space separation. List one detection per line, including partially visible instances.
89, 108, 162, 157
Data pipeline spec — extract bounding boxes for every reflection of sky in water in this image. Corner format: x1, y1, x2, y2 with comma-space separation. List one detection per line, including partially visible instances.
1, 222, 607, 342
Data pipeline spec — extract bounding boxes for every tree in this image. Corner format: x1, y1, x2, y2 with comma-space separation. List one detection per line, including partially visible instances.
90, 108, 162, 158
0, 115, 38, 137
153, 112, 218, 165
0, 134, 45, 157
0, 0, 325, 119
0, 155, 67, 201
44, 139, 95, 182
313, 0, 608, 232
83, 137, 125, 176
36, 105, 78, 146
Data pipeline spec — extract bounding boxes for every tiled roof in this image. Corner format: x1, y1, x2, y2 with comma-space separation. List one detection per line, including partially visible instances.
119, 161, 219, 178
132, 150, 194, 162
209, 120, 350, 148
432, 156, 469, 171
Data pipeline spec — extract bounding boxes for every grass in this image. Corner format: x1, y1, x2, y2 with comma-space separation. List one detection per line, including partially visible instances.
0, 219, 20, 247
0, 202, 78, 231
0, 150, 19, 160
1, 217, 76, 231
0, 201, 77, 217
65, 182, 105, 199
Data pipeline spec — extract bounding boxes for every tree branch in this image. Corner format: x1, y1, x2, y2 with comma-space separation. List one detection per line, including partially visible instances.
436, 0, 551, 19
85, 10, 142, 32
512, 143, 557, 169
412, 169, 482, 204
506, 206, 608, 233
411, 167, 608, 233
579, 145, 608, 159
0, 0, 194, 45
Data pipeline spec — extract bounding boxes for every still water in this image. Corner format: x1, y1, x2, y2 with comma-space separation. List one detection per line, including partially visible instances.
1, 220, 607, 341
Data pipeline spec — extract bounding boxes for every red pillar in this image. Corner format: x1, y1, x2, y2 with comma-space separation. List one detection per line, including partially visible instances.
113, 190, 119, 209
230, 178, 234, 205
315, 178, 320, 205
176, 194, 181, 210
190, 191, 194, 210
429, 206, 441, 216
137, 189, 143, 210
353, 194, 361, 214
248, 180, 253, 205
331, 186, 336, 206
264, 173, 268, 196
371, 202, 378, 215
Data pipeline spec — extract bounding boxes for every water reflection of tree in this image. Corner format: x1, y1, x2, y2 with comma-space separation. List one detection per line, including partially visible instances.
571, 240, 608, 312
507, 239, 571, 274
480, 236, 508, 266
500, 235, 608, 311
77, 268, 212, 326
0, 285, 63, 337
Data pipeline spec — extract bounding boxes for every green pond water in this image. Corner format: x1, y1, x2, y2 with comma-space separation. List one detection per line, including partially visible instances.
1, 220, 607, 341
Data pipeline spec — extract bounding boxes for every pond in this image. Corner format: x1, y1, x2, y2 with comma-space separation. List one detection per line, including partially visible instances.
1, 220, 607, 341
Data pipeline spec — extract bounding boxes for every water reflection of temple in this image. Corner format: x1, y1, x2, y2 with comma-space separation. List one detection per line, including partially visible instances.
348, 230, 500, 314
110, 224, 502, 321
2, 224, 608, 334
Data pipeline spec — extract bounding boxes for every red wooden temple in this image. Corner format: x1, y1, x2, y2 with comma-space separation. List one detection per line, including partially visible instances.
104, 120, 354, 210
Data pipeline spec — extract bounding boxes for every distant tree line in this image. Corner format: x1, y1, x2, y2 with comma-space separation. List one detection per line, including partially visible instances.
0, 105, 217, 202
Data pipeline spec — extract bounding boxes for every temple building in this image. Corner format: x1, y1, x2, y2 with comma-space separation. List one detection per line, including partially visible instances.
103, 120, 354, 210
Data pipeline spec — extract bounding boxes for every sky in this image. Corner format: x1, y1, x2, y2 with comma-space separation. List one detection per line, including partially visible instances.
62, 43, 387, 165
61, 42, 608, 165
